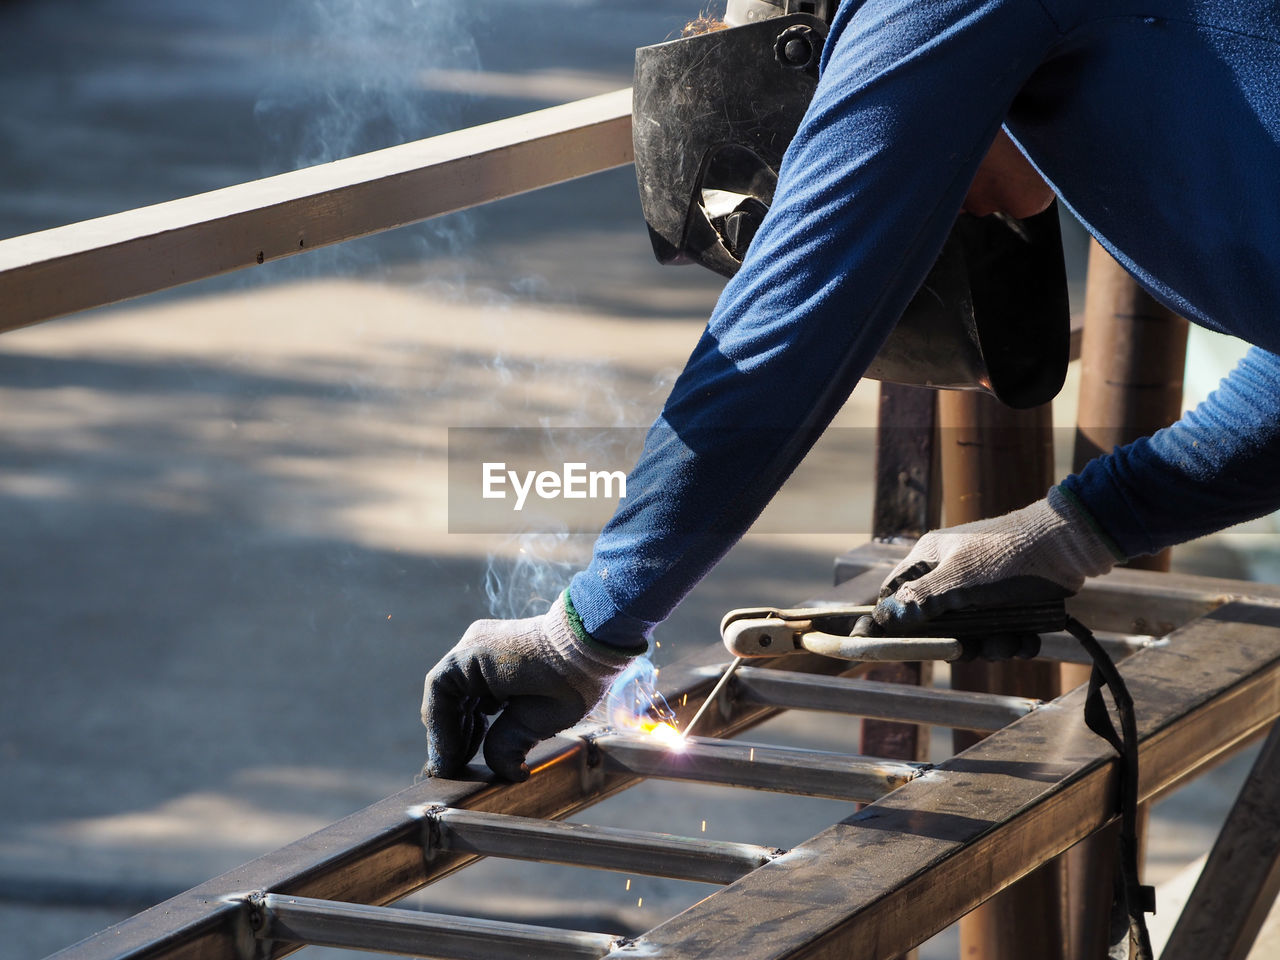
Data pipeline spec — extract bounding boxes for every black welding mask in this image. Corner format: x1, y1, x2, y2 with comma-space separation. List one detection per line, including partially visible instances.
632, 1, 1069, 409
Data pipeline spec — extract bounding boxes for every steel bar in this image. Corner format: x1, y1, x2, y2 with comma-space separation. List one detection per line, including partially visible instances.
865, 385, 940, 791
252, 893, 618, 960
590, 733, 923, 803
731, 666, 1039, 732
423, 807, 778, 885
871, 383, 940, 542
46, 554, 1280, 960
1038, 629, 1162, 664
0, 88, 632, 331
606, 600, 1280, 960
43, 566, 893, 960
1074, 239, 1188, 575
1161, 722, 1280, 960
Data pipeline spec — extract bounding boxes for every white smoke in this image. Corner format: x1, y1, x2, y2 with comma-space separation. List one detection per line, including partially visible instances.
483, 530, 584, 621
253, 0, 480, 275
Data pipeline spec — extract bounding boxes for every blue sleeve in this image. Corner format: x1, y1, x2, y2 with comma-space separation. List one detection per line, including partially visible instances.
569, 0, 1063, 646
1063, 346, 1280, 558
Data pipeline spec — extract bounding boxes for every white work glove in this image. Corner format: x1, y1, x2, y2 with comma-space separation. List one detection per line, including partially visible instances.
421, 590, 638, 782
874, 486, 1121, 628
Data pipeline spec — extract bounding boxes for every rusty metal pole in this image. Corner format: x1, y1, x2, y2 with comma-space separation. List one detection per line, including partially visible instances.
1061, 240, 1190, 958
853, 381, 943, 960
938, 389, 1068, 960
859, 382, 941, 766
1072, 239, 1189, 572
858, 382, 940, 752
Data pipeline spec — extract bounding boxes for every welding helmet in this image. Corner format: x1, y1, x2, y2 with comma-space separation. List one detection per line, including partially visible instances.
632, 7, 1069, 408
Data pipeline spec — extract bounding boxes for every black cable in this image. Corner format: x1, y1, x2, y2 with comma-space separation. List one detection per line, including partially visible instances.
1064, 615, 1156, 960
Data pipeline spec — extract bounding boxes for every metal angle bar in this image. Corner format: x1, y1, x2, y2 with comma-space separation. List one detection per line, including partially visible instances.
1160, 721, 1280, 960
590, 733, 924, 803
731, 666, 1039, 732
1037, 629, 1162, 664
0, 88, 633, 331
46, 557, 1280, 960
40, 566, 896, 960
253, 893, 618, 960
425, 807, 778, 885
603, 600, 1280, 960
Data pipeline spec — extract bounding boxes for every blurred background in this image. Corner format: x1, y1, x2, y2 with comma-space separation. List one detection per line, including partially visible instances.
1, 1, 1276, 957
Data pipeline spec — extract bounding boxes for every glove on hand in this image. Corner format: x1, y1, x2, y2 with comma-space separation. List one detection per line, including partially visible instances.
421, 591, 637, 782
874, 486, 1120, 629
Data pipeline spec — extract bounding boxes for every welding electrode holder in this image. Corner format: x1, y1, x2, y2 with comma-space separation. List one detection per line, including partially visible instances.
720, 600, 1064, 663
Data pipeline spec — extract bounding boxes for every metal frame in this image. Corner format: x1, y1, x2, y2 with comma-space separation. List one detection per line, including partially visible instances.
0, 89, 632, 331
6, 88, 1276, 960
1161, 723, 1280, 960
45, 550, 1280, 960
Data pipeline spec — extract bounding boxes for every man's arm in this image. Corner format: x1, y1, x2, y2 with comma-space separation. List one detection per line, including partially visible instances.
877, 346, 1280, 624
569, 0, 1064, 646
1065, 346, 1280, 556
424, 0, 1066, 777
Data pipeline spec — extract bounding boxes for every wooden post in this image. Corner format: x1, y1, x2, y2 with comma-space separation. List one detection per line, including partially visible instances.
938, 389, 1069, 960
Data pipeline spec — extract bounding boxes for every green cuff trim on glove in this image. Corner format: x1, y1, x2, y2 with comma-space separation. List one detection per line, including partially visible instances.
1055, 485, 1127, 563
562, 589, 647, 658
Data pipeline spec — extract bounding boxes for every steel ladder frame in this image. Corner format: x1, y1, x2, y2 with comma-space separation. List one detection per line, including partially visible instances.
46, 543, 1280, 960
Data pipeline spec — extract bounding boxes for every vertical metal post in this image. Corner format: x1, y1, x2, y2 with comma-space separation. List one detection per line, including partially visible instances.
861, 382, 941, 766
1161, 722, 1280, 960
1063, 239, 1190, 957
1072, 239, 1189, 574
938, 389, 1069, 960
858, 382, 941, 960
871, 382, 942, 545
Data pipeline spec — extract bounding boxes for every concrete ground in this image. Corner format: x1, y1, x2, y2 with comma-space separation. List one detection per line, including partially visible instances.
3, 206, 1279, 958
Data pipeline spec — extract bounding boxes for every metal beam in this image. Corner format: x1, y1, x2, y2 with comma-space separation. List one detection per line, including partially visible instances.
0, 88, 633, 331
1037, 629, 1161, 664
45, 561, 1280, 960
43, 566, 893, 960
604, 601, 1280, 960
1161, 722, 1280, 960
730, 666, 1039, 732
251, 893, 618, 960
424, 807, 779, 885
590, 733, 924, 803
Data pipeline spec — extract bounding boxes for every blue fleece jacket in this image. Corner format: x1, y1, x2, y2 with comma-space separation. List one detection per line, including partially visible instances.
570, 0, 1280, 646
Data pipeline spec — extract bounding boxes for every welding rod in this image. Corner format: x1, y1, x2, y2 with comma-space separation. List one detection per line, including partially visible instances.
682, 656, 744, 739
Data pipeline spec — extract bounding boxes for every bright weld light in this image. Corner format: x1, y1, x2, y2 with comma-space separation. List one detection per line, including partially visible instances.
642, 720, 686, 751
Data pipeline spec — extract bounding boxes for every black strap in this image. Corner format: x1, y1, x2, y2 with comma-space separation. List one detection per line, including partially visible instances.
1065, 616, 1156, 960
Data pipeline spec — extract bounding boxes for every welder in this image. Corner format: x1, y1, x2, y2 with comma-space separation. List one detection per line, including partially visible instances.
422, 0, 1280, 786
